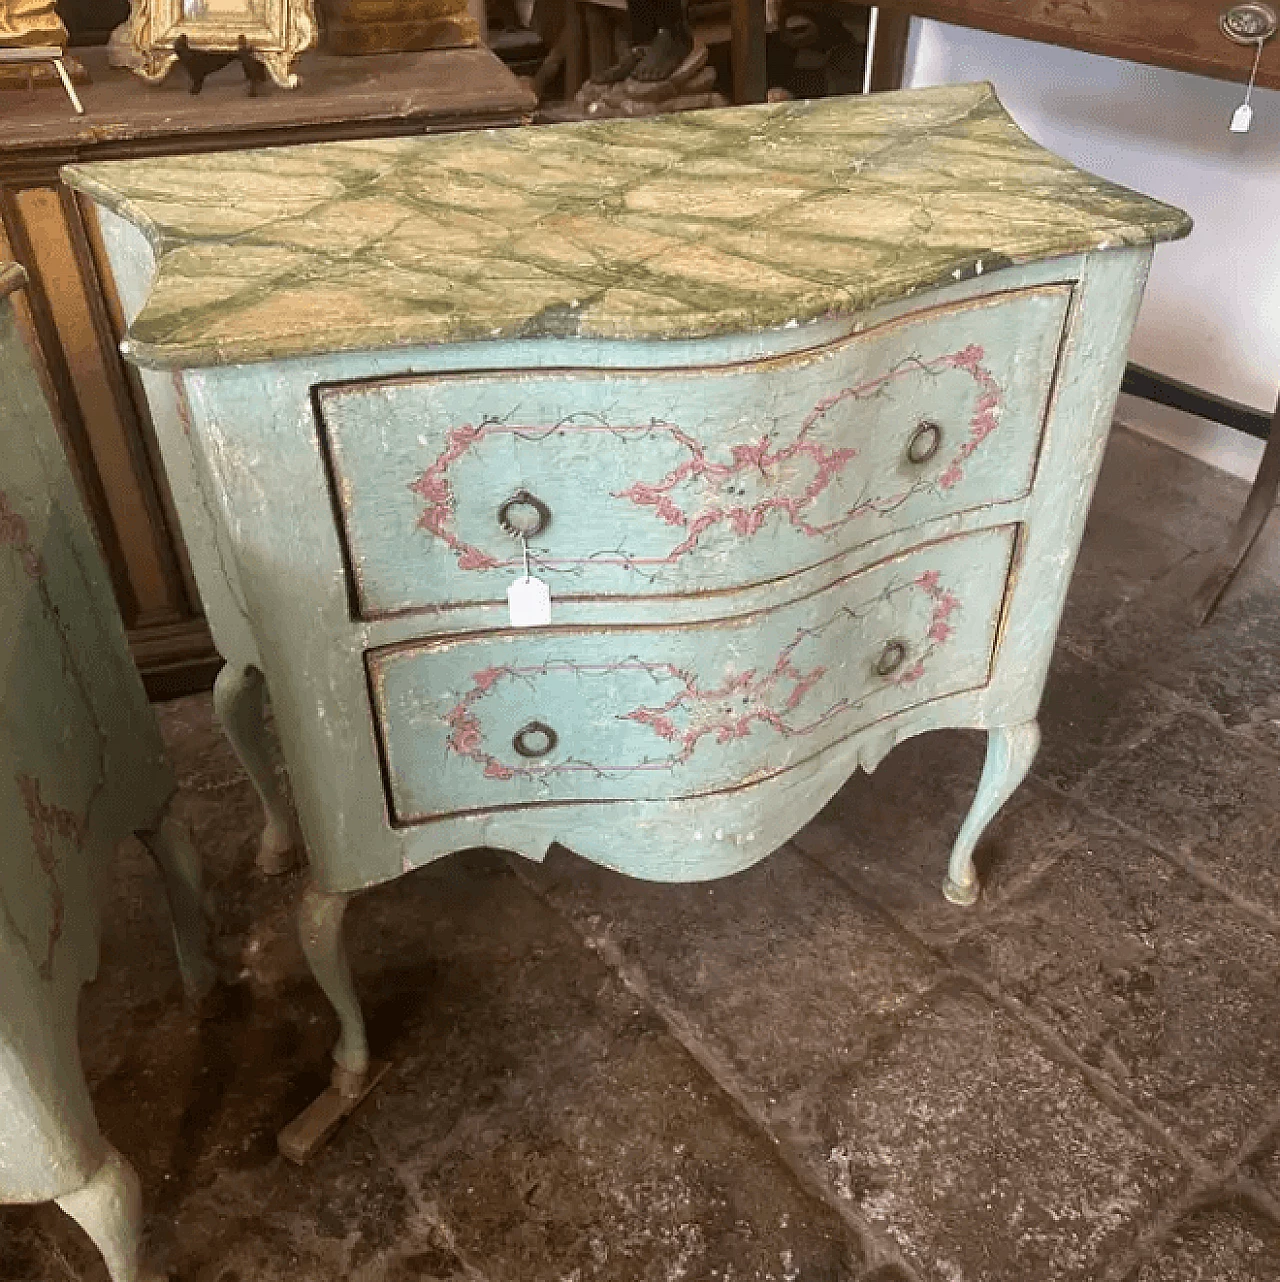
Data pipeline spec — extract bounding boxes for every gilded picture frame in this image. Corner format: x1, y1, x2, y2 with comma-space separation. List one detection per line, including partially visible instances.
126, 0, 318, 88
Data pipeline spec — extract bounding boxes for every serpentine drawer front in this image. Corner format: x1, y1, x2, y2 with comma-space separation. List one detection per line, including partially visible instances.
67, 82, 1190, 1158
318, 285, 1069, 618
369, 525, 1016, 823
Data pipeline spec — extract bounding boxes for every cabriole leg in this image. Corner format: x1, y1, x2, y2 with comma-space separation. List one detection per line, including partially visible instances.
299, 884, 368, 1087
278, 883, 386, 1164
943, 720, 1040, 907
213, 661, 302, 875
137, 801, 218, 1005
54, 1145, 163, 1282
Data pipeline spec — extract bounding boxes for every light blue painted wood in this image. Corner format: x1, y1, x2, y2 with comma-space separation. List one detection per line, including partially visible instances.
72, 96, 1179, 1137
320, 285, 1068, 615
0, 268, 213, 1282
943, 720, 1041, 906
144, 250, 1149, 902
372, 525, 1014, 820
94, 206, 302, 878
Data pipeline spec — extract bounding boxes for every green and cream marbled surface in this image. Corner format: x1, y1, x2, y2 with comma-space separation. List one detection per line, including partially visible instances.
63, 83, 1190, 369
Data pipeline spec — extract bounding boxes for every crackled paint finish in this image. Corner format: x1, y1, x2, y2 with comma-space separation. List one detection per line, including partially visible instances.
319, 282, 1069, 615
0, 270, 172, 1201
370, 528, 1011, 821
0, 266, 215, 1282
63, 83, 1187, 369
80, 247, 1180, 894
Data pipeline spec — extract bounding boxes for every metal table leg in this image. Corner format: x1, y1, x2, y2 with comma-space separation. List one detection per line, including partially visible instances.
1193, 387, 1280, 623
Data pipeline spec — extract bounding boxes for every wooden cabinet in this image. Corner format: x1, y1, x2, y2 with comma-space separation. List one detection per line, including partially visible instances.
878, 0, 1280, 90
0, 44, 534, 696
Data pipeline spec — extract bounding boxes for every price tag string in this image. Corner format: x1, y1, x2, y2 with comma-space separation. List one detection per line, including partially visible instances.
1231, 37, 1266, 132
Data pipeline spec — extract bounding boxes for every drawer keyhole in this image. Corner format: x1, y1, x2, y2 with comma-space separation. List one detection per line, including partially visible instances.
513, 720, 558, 759
876, 640, 908, 678
499, 490, 551, 539
907, 420, 942, 466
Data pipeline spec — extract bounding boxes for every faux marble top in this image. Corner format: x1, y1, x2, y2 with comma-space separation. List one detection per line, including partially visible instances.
63, 83, 1191, 370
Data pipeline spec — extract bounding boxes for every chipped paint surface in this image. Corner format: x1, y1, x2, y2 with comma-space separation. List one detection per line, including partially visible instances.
370, 529, 1013, 824
322, 284, 1070, 620
0, 276, 176, 1206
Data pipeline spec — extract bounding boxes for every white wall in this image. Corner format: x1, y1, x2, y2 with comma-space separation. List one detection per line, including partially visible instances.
902, 20, 1280, 417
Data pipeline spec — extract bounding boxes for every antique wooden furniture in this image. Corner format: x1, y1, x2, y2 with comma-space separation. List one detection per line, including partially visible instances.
870, 2, 1279, 620
0, 46, 85, 112
0, 44, 535, 699
0, 263, 215, 1282
69, 83, 1189, 1157
0, 0, 67, 47
875, 0, 1280, 90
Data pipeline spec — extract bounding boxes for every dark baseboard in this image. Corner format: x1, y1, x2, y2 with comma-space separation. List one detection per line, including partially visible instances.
1122, 364, 1272, 440
128, 616, 222, 701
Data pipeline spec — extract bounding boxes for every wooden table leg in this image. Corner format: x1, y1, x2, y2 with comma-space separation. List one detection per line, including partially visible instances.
584, 4, 614, 80
1193, 387, 1280, 624
867, 9, 912, 92
730, 0, 767, 103
563, 0, 587, 100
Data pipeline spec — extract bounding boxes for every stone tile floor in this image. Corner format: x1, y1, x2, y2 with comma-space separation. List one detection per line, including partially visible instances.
4, 426, 1280, 1281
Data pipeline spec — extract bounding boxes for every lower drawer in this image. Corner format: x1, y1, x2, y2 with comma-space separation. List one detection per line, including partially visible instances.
367, 525, 1017, 825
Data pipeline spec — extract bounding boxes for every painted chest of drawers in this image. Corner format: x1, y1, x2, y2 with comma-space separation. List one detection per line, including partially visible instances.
65, 83, 1190, 1150
0, 264, 214, 1281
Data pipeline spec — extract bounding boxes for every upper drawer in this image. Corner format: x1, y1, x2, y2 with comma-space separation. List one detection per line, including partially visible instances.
367, 524, 1016, 826
318, 284, 1069, 619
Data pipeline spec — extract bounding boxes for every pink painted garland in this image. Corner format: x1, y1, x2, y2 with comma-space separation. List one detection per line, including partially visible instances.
440, 566, 963, 781
409, 345, 1002, 574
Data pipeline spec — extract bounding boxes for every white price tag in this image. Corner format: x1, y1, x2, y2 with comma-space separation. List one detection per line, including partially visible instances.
508, 575, 551, 627
1229, 35, 1265, 134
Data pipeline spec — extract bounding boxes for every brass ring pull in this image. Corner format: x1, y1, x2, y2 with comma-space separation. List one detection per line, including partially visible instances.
498, 490, 551, 539
1220, 3, 1277, 44
512, 720, 558, 759
876, 640, 908, 677
907, 420, 942, 466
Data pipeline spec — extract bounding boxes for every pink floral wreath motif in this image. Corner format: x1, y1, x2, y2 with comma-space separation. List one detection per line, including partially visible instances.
441, 567, 962, 781
0, 775, 86, 981
408, 345, 1002, 573
614, 345, 1001, 561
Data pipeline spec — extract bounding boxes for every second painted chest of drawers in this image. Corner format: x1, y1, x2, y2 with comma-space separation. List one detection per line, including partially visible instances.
66, 83, 1190, 1148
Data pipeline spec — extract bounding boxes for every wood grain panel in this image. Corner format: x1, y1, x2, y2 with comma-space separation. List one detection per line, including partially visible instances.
14, 187, 181, 627
879, 0, 1280, 90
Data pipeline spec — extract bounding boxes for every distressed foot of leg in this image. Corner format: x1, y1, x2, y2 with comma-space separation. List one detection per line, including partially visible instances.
277, 1060, 390, 1164
944, 720, 1040, 908
278, 883, 381, 1162
942, 872, 981, 907
55, 1146, 164, 1282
